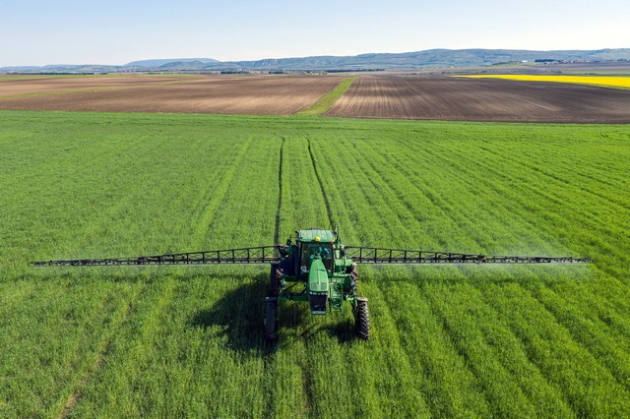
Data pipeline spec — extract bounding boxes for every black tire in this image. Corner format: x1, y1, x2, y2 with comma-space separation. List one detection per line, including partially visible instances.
268, 263, 280, 296
265, 297, 278, 341
355, 297, 370, 340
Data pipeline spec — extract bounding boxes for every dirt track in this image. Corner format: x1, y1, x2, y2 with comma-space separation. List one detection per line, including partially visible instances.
0, 75, 344, 115
326, 76, 630, 123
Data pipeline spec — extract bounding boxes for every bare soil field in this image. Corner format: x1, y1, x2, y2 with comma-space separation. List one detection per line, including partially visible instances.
0, 75, 344, 115
0, 75, 197, 97
327, 76, 630, 123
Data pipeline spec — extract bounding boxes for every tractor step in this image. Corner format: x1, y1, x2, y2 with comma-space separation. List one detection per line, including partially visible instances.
329, 282, 344, 311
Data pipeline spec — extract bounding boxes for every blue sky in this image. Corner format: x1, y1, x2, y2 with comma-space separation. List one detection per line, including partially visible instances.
1, 0, 628, 66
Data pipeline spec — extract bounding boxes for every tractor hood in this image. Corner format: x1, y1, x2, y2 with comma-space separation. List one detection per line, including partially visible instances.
308, 258, 329, 314
308, 259, 329, 293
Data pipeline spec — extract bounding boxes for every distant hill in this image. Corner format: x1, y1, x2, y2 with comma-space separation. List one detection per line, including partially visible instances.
158, 61, 212, 70
2, 49, 629, 73
213, 49, 630, 71
125, 58, 219, 67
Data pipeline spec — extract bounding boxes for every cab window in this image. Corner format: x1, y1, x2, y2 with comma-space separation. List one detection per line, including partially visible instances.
301, 243, 333, 270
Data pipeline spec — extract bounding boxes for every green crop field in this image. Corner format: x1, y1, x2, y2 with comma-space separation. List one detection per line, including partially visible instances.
1, 110, 629, 418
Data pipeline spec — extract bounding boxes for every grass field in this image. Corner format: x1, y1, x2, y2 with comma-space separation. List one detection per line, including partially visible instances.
461, 74, 630, 90
1, 110, 629, 417
298, 76, 357, 116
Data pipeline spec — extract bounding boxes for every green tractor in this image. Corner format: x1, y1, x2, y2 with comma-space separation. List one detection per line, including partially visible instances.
32, 224, 588, 341
265, 227, 368, 341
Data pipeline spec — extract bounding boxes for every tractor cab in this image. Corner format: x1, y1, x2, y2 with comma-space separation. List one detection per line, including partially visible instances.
296, 228, 336, 314
296, 228, 335, 275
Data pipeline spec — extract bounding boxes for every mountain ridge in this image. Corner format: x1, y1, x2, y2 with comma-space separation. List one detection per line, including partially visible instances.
2, 48, 629, 73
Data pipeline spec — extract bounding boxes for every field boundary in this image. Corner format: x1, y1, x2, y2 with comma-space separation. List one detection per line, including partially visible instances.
297, 76, 358, 116
457, 74, 630, 91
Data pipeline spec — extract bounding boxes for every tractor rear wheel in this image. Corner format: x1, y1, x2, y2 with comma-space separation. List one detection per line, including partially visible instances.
355, 297, 370, 340
268, 262, 280, 296
265, 297, 278, 341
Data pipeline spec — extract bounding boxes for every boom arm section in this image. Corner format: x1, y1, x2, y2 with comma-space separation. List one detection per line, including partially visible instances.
344, 246, 589, 265
32, 245, 284, 267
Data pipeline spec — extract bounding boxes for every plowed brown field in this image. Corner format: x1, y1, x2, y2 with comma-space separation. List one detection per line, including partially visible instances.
0, 75, 344, 115
326, 76, 630, 123
0, 75, 197, 97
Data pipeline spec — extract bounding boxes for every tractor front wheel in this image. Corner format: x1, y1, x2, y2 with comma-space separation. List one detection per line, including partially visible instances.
355, 297, 370, 340
265, 297, 278, 341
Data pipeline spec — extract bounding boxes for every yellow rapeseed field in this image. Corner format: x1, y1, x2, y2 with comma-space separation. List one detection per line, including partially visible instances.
460, 74, 630, 90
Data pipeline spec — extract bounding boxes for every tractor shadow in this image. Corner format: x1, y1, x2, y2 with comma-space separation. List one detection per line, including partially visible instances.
187, 274, 361, 353
187, 274, 274, 354
319, 317, 357, 344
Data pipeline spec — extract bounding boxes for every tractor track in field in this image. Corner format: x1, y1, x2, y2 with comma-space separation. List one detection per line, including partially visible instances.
517, 280, 630, 393
192, 137, 256, 246
307, 139, 334, 226
59, 277, 154, 418
298, 332, 316, 414
420, 280, 528, 417
274, 138, 285, 245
